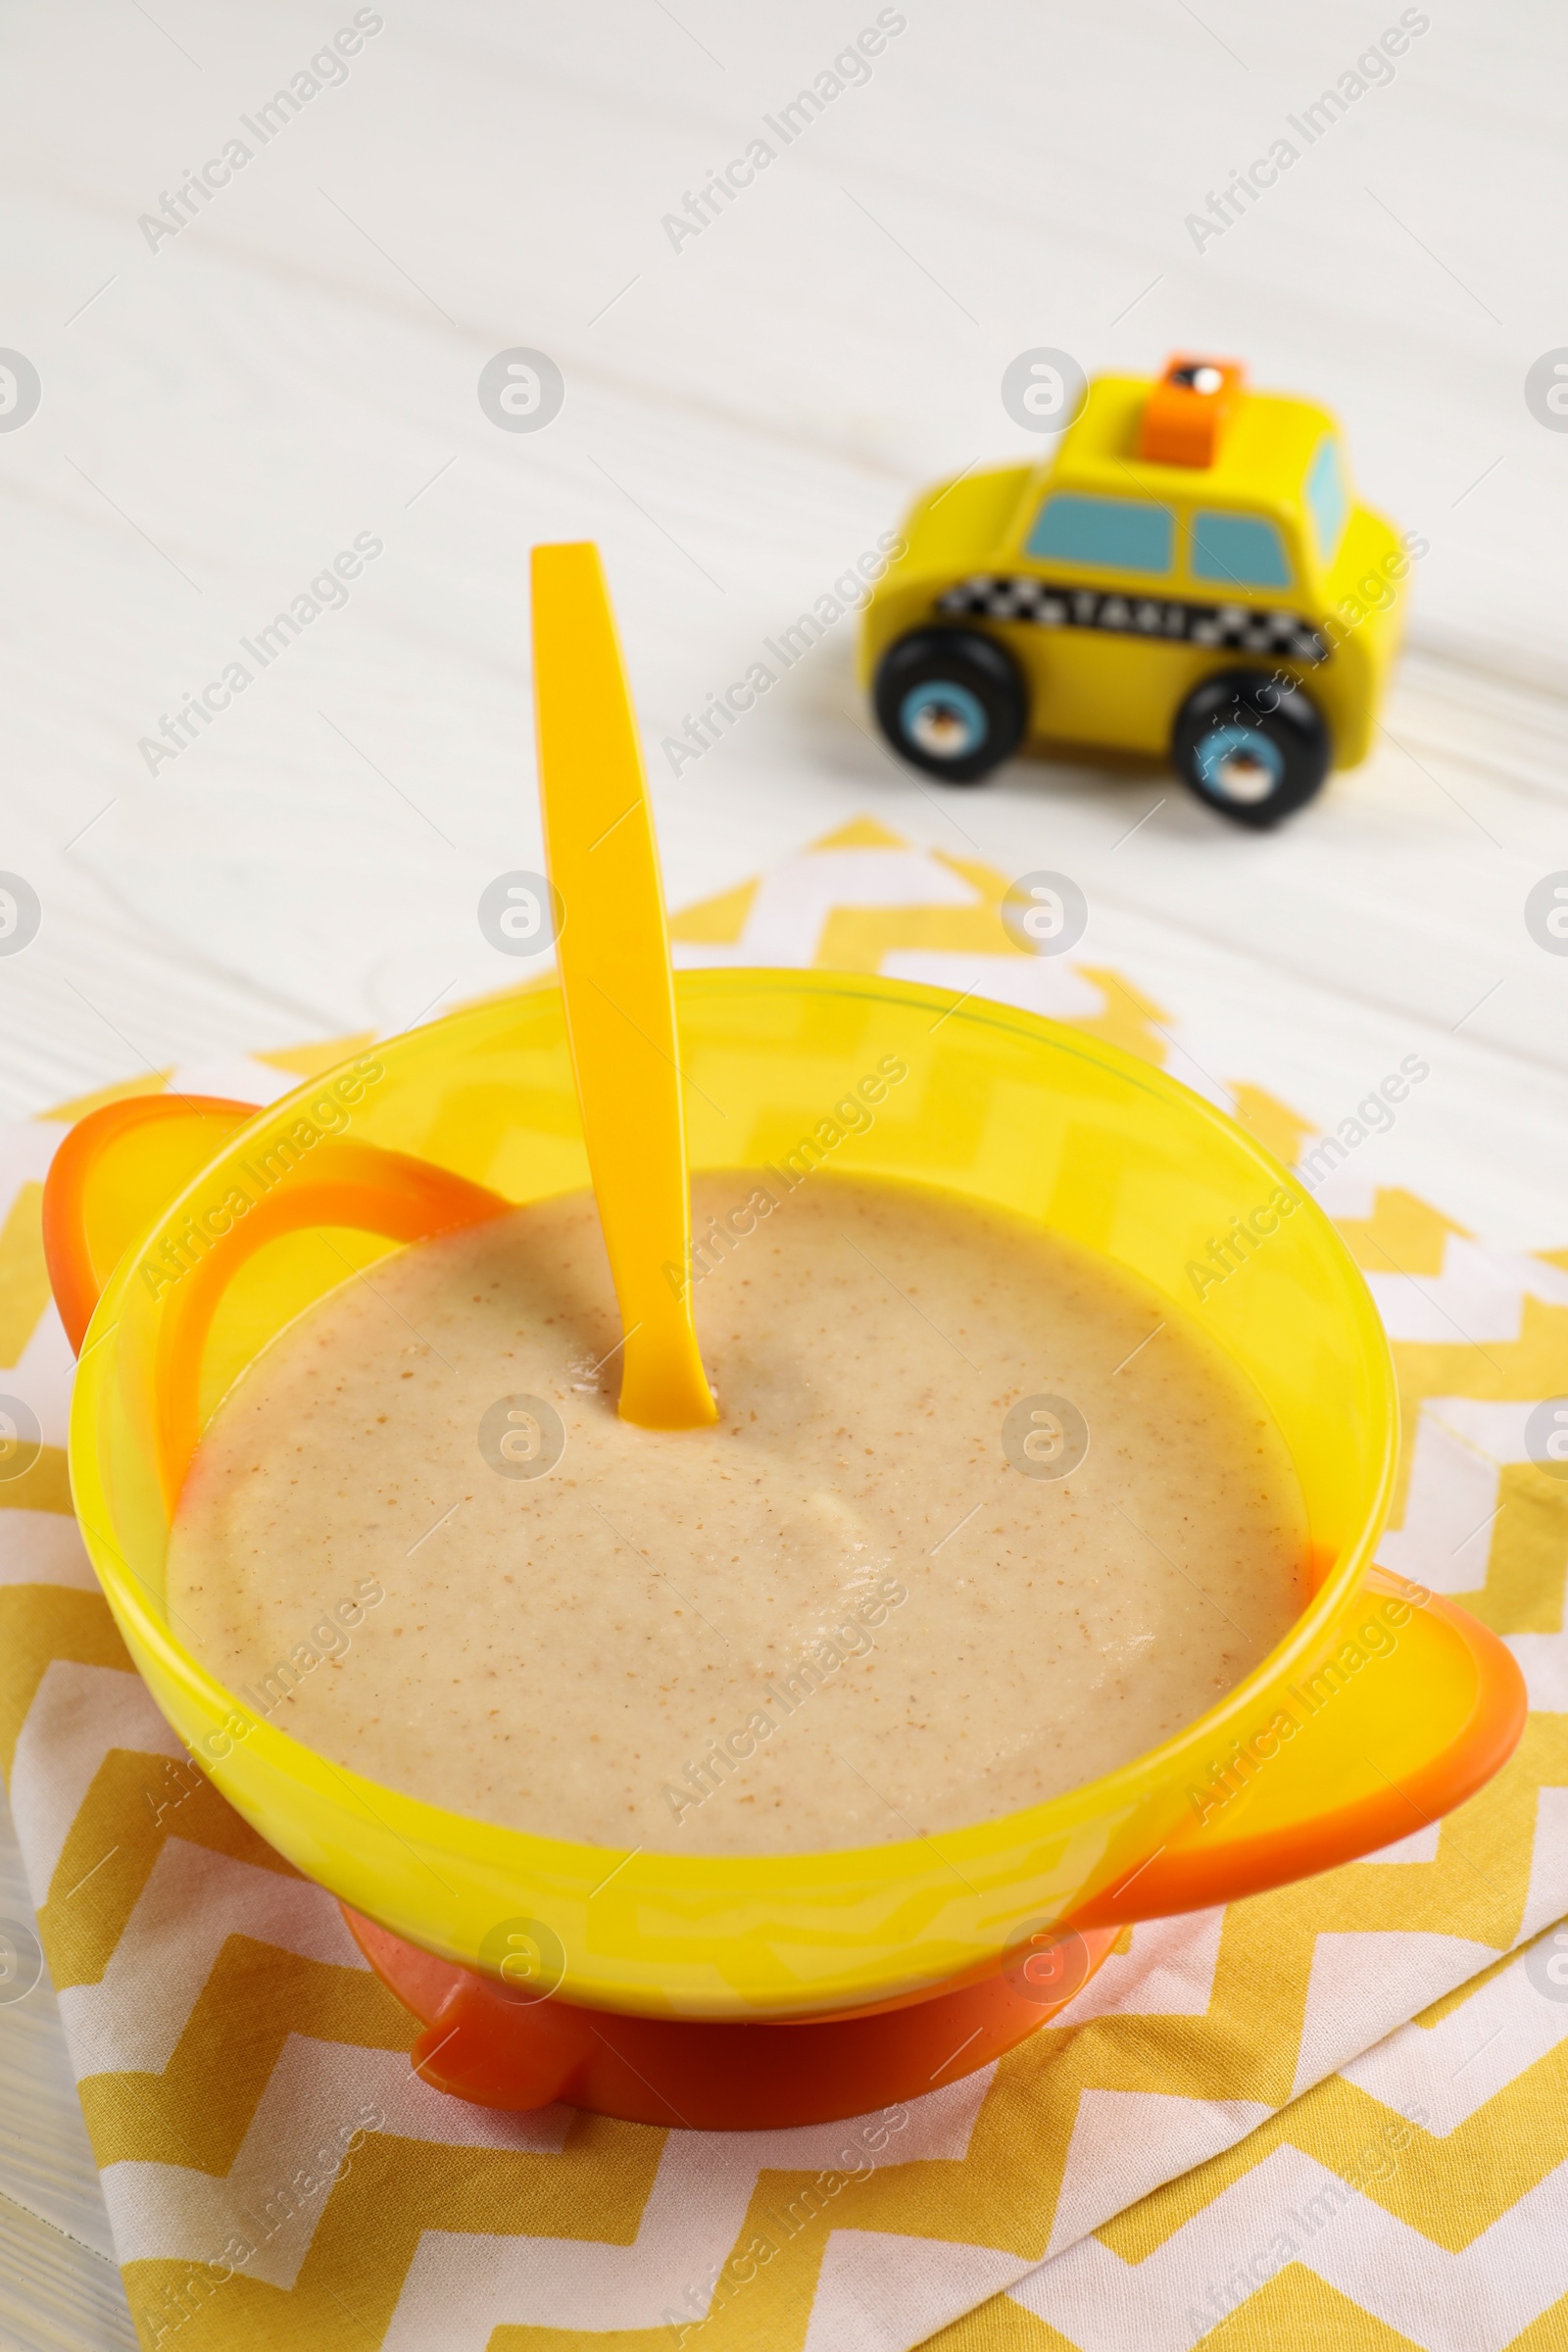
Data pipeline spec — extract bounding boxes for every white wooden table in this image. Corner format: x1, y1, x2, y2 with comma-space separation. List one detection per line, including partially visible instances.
2, 2, 1565, 2339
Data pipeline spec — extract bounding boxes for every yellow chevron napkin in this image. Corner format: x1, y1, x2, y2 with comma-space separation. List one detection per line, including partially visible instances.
1, 820, 1564, 2352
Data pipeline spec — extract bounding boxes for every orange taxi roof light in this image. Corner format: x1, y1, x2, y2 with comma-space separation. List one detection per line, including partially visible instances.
1136, 356, 1247, 468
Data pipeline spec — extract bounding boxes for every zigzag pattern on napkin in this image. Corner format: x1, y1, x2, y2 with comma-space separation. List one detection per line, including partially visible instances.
0, 820, 1563, 2352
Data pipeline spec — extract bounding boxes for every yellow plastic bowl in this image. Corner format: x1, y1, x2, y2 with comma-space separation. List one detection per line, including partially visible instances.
65, 970, 1519, 2023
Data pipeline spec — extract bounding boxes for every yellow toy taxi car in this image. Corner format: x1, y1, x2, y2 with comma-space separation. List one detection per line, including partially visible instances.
860, 356, 1418, 826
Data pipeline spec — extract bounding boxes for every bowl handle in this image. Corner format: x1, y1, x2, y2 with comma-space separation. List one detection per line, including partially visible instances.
42, 1093, 513, 1503
1076, 1569, 1527, 1924
43, 1094, 265, 1353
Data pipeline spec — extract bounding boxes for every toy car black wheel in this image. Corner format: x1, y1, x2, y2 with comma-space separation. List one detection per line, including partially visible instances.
873, 629, 1027, 784
1171, 668, 1331, 829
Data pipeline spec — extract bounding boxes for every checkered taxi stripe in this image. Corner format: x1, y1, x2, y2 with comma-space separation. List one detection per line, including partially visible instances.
936, 574, 1330, 663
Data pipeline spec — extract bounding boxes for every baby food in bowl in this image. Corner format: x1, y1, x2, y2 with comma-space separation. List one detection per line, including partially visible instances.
55, 969, 1526, 2124
168, 1172, 1308, 1856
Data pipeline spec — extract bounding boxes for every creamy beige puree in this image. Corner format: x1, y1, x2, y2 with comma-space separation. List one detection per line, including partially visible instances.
169, 1173, 1306, 1854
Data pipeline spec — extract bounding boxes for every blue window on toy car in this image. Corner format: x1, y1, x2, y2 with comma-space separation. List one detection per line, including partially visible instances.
1026, 494, 1173, 573
1191, 512, 1293, 589
1305, 436, 1348, 563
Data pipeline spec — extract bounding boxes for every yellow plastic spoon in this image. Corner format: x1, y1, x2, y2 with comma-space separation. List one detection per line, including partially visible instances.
530, 540, 718, 1431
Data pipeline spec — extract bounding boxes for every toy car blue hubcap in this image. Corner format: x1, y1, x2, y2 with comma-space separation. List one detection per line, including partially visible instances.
1194, 722, 1284, 805
901, 681, 987, 760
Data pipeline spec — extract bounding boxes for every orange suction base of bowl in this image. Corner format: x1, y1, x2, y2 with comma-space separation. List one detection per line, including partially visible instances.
342, 1904, 1119, 2128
